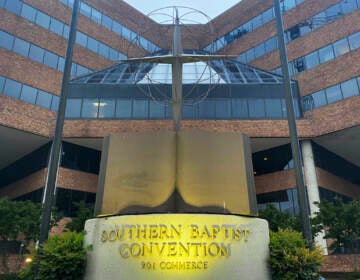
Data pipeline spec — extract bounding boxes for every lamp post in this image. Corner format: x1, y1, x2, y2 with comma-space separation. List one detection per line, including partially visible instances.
273, 0, 313, 246
38, 0, 80, 246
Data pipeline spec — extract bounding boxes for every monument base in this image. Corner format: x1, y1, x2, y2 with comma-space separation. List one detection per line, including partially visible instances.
84, 214, 270, 280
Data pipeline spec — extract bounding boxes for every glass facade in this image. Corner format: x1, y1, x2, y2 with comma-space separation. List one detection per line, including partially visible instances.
0, 75, 59, 111
0, 0, 126, 61
238, 0, 360, 64
302, 76, 360, 111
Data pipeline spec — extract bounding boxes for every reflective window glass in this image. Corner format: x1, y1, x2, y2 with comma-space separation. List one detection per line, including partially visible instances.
87, 37, 98, 53
66, 98, 82, 118
4, 79, 22, 98
246, 49, 255, 62
0, 76, 5, 92
0, 0, 5, 7
5, 0, 22, 15
319, 45, 334, 63
13, 38, 30, 56
76, 32, 87, 47
348, 32, 360, 51
29, 45, 45, 63
101, 15, 113, 30
116, 99, 132, 118
63, 25, 70, 38
341, 1, 358, 13
91, 9, 102, 24
112, 21, 122, 35
182, 104, 196, 119
325, 84, 342, 103
325, 4, 341, 21
262, 8, 274, 23
98, 98, 115, 118
81, 98, 98, 118
36, 90, 52, 109
20, 84, 37, 104
254, 44, 265, 58
149, 100, 165, 119
265, 37, 277, 52
80, 2, 92, 18
133, 99, 148, 119
333, 38, 349, 57
232, 99, 248, 118
199, 100, 215, 119
252, 14, 262, 30
44, 51, 59, 69
341, 79, 359, 98
0, 31, 14, 50
305, 52, 319, 69
99, 44, 109, 58
248, 99, 265, 118
51, 96, 59, 111
35, 12, 50, 29
215, 99, 231, 119
58, 57, 65, 72
49, 18, 64, 36
21, 4, 37, 22
122, 27, 132, 39
109, 49, 118, 61
265, 98, 282, 118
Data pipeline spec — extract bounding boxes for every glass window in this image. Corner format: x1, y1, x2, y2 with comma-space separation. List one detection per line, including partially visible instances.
248, 99, 265, 118
341, 79, 359, 98
333, 38, 349, 57
199, 100, 215, 119
49, 18, 64, 36
5, 0, 22, 15
182, 104, 196, 119
251, 14, 262, 30
254, 44, 265, 58
63, 25, 70, 38
305, 52, 319, 69
58, 57, 65, 72
13, 38, 30, 57
43, 51, 59, 69
20, 84, 37, 104
0, 31, 14, 50
341, 0, 358, 14
262, 8, 274, 23
149, 100, 165, 119
87, 37, 98, 53
91, 9, 102, 24
29, 44, 45, 63
109, 49, 118, 61
312, 90, 327, 108
232, 99, 248, 118
122, 27, 132, 40
98, 98, 115, 118
80, 2, 92, 18
133, 99, 148, 119
65, 99, 82, 118
112, 21, 122, 35
81, 98, 98, 118
0, 0, 4, 6
21, 4, 37, 22
35, 12, 50, 29
325, 4, 341, 21
101, 15, 113, 30
0, 76, 5, 92
215, 99, 231, 119
36, 90, 52, 109
265, 98, 282, 118
76, 32, 87, 47
4, 79, 22, 98
246, 49, 255, 62
319, 45, 334, 63
265, 37, 277, 52
348, 32, 360, 51
51, 95, 59, 111
98, 44, 109, 58
116, 99, 132, 118
325, 84, 342, 103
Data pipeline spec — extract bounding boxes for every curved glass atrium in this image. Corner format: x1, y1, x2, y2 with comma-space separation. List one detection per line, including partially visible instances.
67, 52, 301, 120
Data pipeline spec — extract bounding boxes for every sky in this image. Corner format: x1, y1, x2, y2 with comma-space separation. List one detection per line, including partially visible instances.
123, 0, 241, 23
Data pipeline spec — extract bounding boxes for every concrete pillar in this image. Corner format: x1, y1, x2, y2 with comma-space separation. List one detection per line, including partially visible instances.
301, 140, 328, 254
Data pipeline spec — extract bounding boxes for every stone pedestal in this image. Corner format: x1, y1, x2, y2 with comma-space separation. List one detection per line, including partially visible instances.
84, 214, 271, 280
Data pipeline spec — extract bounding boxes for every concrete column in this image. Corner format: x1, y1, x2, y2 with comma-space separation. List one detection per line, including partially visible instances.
301, 140, 328, 254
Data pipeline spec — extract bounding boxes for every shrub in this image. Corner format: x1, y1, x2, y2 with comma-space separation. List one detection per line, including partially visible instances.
65, 201, 94, 233
269, 229, 324, 280
259, 204, 301, 232
19, 232, 89, 280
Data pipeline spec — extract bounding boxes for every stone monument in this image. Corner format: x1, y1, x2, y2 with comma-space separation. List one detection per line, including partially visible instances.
84, 8, 270, 280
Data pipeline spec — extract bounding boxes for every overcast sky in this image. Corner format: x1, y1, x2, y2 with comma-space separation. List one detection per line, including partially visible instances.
123, 0, 241, 23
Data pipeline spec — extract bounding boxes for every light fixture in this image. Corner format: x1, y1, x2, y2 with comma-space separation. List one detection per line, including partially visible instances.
263, 157, 268, 161
25, 257, 32, 264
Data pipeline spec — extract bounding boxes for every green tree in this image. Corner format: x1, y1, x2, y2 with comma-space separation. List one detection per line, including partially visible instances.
19, 232, 89, 280
258, 204, 301, 232
269, 229, 324, 280
0, 198, 42, 272
65, 201, 94, 233
311, 198, 360, 252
